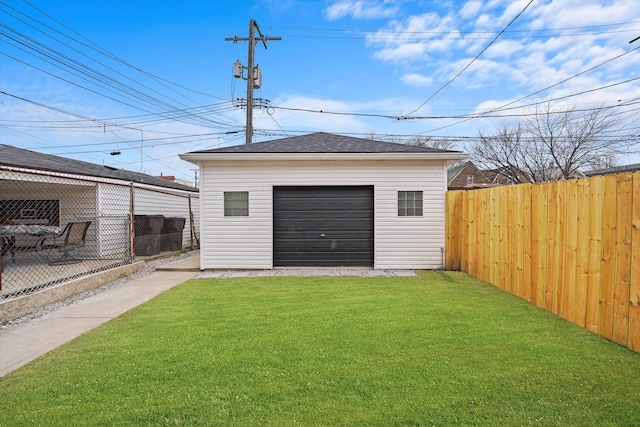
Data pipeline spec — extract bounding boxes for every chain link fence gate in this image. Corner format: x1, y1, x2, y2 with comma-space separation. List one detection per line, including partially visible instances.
1, 167, 199, 304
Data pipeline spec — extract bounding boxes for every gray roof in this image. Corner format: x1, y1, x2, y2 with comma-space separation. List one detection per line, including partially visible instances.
584, 163, 640, 176
188, 132, 463, 154
0, 144, 198, 192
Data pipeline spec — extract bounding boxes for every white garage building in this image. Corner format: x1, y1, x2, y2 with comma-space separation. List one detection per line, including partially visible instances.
180, 132, 466, 270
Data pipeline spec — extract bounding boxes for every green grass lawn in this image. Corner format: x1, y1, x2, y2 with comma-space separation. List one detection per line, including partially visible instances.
1, 271, 639, 426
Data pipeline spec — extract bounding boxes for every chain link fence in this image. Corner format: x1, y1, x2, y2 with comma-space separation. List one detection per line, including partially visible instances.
1, 168, 199, 302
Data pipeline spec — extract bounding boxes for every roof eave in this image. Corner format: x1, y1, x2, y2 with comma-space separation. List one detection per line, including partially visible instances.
179, 152, 469, 163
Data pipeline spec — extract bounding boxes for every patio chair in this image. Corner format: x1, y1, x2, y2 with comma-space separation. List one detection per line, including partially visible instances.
38, 221, 92, 265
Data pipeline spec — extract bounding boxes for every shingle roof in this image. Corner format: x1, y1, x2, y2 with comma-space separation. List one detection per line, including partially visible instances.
188, 132, 462, 154
0, 144, 198, 192
584, 163, 640, 176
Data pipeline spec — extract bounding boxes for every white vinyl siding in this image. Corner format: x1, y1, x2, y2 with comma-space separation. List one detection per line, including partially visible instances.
199, 159, 447, 270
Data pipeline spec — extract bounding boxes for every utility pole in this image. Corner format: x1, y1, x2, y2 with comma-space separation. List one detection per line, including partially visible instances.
226, 19, 280, 144
190, 168, 199, 188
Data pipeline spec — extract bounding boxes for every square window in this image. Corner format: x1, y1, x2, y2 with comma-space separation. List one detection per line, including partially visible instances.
224, 191, 248, 216
398, 191, 423, 216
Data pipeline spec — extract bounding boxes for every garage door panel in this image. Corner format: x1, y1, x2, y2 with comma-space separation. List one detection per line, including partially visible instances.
274, 220, 372, 233
274, 210, 373, 220
274, 202, 372, 214
274, 231, 373, 240
275, 239, 374, 252
273, 186, 373, 267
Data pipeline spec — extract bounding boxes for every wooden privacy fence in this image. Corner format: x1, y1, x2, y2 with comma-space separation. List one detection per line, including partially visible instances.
445, 172, 640, 353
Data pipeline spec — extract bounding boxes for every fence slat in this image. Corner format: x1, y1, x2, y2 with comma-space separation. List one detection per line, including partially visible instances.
586, 175, 604, 333
573, 178, 591, 328
523, 183, 533, 303
499, 186, 509, 291
515, 184, 526, 299
483, 190, 492, 283
599, 174, 618, 340
553, 180, 567, 317
546, 181, 558, 313
564, 179, 580, 325
613, 173, 632, 346
508, 186, 518, 295
531, 184, 541, 306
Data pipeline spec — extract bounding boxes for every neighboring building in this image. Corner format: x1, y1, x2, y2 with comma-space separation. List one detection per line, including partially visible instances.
534, 163, 584, 181
447, 161, 493, 190
0, 144, 199, 261
157, 174, 194, 187
584, 163, 640, 177
483, 166, 530, 185
180, 132, 467, 270
483, 164, 587, 184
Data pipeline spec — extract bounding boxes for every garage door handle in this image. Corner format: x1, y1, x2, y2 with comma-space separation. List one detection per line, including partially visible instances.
320, 233, 326, 238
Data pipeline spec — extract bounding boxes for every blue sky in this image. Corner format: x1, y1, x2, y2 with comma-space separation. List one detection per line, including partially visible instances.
1, 0, 639, 184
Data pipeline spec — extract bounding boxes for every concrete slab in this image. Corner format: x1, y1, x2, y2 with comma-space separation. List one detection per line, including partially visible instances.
155, 252, 200, 271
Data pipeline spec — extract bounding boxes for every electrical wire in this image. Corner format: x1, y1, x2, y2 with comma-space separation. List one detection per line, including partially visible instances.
1, 3, 238, 129
15, 0, 228, 101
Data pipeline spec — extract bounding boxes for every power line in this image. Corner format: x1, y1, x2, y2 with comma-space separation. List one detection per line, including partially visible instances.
1, 3, 237, 129
16, 0, 227, 102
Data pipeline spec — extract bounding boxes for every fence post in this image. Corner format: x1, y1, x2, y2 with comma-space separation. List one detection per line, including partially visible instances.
130, 182, 135, 260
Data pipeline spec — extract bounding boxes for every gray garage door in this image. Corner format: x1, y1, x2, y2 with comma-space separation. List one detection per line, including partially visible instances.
273, 186, 374, 267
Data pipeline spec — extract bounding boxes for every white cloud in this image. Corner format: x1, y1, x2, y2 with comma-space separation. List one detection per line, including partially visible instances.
482, 39, 522, 59
365, 0, 640, 106
373, 42, 430, 62
401, 73, 433, 87
526, 0, 638, 30
324, 0, 399, 21
460, 0, 483, 19
366, 13, 459, 63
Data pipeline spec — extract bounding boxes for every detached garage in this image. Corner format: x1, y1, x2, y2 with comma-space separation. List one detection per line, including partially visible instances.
180, 132, 467, 270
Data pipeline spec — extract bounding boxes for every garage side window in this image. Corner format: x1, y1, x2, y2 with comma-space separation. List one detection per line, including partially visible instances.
224, 191, 249, 216
398, 191, 423, 216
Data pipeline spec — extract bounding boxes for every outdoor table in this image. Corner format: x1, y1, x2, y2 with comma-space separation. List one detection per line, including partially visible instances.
1, 224, 63, 264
